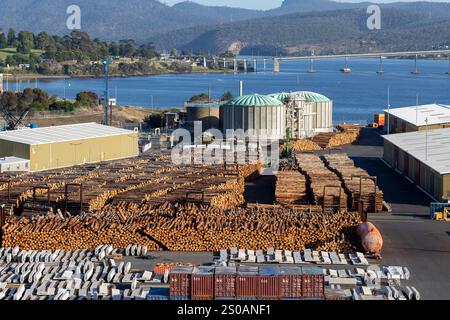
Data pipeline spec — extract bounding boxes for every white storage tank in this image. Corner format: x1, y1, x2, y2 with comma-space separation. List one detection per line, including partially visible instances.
221, 94, 285, 139
269, 91, 333, 139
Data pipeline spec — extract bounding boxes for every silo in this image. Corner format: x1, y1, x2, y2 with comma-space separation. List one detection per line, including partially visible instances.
269, 91, 333, 139
186, 104, 221, 130
221, 94, 285, 139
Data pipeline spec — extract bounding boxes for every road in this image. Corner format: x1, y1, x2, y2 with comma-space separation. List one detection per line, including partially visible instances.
343, 128, 450, 300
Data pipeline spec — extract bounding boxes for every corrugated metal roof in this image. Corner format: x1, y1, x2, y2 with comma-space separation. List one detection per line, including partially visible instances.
383, 128, 450, 175
384, 104, 450, 127
0, 123, 137, 145
270, 91, 331, 103
227, 94, 283, 107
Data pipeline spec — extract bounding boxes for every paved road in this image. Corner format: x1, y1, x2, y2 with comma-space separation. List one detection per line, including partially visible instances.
344, 128, 450, 300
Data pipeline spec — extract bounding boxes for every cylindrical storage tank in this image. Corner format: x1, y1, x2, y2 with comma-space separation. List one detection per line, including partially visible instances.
186, 104, 221, 130
215, 266, 237, 299
221, 94, 285, 140
191, 266, 214, 300
357, 222, 383, 254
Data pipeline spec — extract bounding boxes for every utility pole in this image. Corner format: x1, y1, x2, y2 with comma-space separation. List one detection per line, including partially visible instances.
416, 93, 419, 124
103, 58, 110, 126
425, 117, 429, 161
387, 87, 391, 135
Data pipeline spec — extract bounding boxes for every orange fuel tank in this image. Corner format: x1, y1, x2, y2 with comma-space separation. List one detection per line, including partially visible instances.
357, 222, 383, 254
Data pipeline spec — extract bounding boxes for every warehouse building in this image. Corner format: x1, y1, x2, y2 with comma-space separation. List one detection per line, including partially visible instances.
269, 91, 333, 139
384, 104, 450, 134
383, 128, 450, 201
0, 123, 139, 172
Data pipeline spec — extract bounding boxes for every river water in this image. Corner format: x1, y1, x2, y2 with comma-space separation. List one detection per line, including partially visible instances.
17, 58, 450, 123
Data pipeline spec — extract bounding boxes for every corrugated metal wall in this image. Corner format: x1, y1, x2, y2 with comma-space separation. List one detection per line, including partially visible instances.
27, 133, 138, 172
383, 140, 446, 200
0, 140, 30, 159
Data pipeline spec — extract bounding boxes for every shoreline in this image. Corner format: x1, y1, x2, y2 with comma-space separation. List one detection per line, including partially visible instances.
6, 68, 236, 81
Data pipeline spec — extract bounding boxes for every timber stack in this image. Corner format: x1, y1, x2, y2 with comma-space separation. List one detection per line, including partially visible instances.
324, 153, 383, 212
295, 154, 347, 212
275, 171, 308, 205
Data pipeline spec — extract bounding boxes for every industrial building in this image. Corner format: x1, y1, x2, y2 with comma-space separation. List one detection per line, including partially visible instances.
384, 104, 450, 134
269, 91, 333, 139
383, 128, 450, 201
0, 123, 139, 172
220, 94, 286, 139
186, 103, 221, 131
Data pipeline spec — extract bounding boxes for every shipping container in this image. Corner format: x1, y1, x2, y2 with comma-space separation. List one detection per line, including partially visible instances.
192, 266, 215, 300
279, 267, 303, 299
215, 266, 237, 299
258, 266, 280, 300
236, 265, 259, 298
147, 287, 170, 301
170, 266, 194, 298
301, 266, 325, 299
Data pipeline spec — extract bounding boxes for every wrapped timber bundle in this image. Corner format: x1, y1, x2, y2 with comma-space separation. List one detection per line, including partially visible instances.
324, 153, 383, 212
275, 171, 308, 205
2, 203, 360, 253
295, 154, 347, 212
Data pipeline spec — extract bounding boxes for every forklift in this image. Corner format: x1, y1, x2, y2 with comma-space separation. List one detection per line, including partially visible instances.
433, 207, 450, 222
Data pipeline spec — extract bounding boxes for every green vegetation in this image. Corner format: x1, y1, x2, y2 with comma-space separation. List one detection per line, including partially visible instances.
0, 88, 99, 113
188, 93, 210, 103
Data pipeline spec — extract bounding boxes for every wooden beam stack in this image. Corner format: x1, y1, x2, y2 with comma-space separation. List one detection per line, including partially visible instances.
324, 153, 383, 212
295, 154, 347, 212
275, 171, 308, 205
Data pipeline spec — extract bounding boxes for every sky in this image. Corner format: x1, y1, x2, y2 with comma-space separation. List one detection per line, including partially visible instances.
162, 0, 450, 10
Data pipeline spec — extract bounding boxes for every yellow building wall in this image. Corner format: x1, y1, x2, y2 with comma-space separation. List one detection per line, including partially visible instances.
0, 140, 30, 159
443, 174, 450, 201
29, 133, 139, 171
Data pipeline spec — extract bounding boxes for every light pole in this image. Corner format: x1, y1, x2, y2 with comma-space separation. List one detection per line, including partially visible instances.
387, 87, 391, 134
103, 58, 110, 126
425, 117, 429, 161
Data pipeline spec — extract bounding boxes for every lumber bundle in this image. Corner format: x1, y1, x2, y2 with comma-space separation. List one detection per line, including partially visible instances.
312, 133, 336, 149
295, 154, 347, 212
275, 171, 308, 205
324, 154, 383, 212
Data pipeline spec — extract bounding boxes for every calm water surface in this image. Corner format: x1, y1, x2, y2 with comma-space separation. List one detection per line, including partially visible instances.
15, 58, 450, 123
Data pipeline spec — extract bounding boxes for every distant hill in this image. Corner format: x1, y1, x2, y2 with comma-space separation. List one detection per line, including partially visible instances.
2, 0, 450, 53
149, 8, 450, 55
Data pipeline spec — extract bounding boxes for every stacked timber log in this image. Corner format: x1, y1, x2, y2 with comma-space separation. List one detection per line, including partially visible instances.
280, 139, 322, 152
324, 153, 383, 212
275, 171, 308, 205
2, 203, 360, 253
0, 152, 261, 216
295, 154, 347, 212
328, 125, 362, 148
312, 133, 336, 149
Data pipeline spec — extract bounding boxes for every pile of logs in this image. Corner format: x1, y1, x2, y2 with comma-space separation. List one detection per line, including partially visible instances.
324, 153, 383, 212
2, 202, 360, 252
0, 152, 261, 216
280, 139, 322, 152
275, 171, 308, 205
295, 154, 347, 212
312, 133, 336, 149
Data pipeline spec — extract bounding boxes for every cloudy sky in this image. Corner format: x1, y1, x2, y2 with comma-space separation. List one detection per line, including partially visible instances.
162, 0, 450, 10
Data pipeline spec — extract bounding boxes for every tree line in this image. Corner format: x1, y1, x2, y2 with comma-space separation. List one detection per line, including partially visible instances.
0, 88, 99, 113
0, 28, 159, 67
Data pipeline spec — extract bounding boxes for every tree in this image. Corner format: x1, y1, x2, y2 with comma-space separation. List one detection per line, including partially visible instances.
220, 91, 233, 101
0, 30, 7, 49
76, 91, 99, 108
17, 31, 35, 54
36, 32, 52, 50
170, 48, 179, 58
188, 93, 210, 103
7, 28, 15, 46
